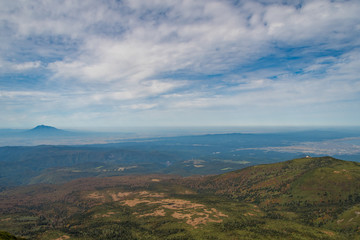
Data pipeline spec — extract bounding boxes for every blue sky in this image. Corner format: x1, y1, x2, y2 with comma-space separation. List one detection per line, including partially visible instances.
0, 0, 359, 129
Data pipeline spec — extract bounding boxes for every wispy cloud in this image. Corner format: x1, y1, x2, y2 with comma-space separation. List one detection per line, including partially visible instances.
0, 0, 359, 128
12, 61, 41, 71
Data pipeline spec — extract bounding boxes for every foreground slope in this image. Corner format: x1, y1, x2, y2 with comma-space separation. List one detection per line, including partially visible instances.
0, 157, 360, 239
189, 156, 360, 204
186, 156, 360, 230
0, 231, 25, 240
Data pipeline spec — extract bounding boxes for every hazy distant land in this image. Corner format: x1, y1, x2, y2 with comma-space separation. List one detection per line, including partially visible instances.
1, 126, 360, 187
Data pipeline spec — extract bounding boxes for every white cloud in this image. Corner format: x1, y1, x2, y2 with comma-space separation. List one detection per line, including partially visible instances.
12, 61, 41, 70
0, 0, 359, 127
0, 90, 54, 98
264, 0, 360, 43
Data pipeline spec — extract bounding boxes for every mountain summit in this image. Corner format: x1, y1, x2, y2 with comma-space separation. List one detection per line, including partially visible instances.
31, 125, 59, 131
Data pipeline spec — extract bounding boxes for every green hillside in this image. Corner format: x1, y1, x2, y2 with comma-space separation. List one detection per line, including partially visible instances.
1, 157, 360, 239
184, 157, 360, 231
189, 156, 360, 204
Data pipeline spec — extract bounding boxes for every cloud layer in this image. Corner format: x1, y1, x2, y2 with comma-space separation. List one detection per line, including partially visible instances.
1, 0, 359, 128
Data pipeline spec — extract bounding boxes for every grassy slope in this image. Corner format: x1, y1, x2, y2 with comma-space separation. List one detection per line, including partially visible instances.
190, 157, 360, 204
1, 157, 360, 239
183, 157, 360, 235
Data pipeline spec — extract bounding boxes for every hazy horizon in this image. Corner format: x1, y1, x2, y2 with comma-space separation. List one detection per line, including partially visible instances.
1, 124, 360, 148
2, 124, 360, 133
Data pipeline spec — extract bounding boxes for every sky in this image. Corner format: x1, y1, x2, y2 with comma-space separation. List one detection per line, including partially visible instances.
0, 0, 360, 130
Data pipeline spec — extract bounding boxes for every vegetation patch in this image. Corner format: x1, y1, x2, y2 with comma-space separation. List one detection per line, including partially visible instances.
54, 235, 70, 240
117, 191, 228, 227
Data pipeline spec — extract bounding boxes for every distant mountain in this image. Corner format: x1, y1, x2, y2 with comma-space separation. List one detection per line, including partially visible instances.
30, 125, 58, 131
25, 125, 70, 136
